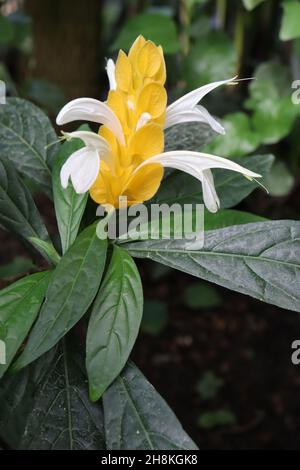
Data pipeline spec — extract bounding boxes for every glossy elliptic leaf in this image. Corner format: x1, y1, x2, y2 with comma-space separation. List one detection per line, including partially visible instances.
152, 154, 274, 209
165, 122, 216, 152
103, 362, 198, 450
0, 271, 50, 378
0, 339, 105, 450
280, 2, 300, 41
29, 237, 61, 265
242, 0, 266, 11
53, 135, 88, 254
14, 225, 107, 370
246, 62, 298, 144
125, 220, 300, 313
112, 13, 180, 54
203, 113, 261, 158
86, 246, 143, 402
0, 156, 50, 244
204, 209, 266, 231
184, 32, 237, 89
0, 98, 58, 196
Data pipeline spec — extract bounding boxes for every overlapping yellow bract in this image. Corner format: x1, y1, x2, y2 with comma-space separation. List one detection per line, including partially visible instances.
90, 36, 167, 207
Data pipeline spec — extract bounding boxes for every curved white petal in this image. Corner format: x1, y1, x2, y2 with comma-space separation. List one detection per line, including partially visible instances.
134, 150, 261, 213
106, 59, 117, 91
202, 169, 220, 213
60, 147, 100, 194
165, 77, 236, 132
165, 105, 225, 134
135, 151, 261, 179
62, 130, 110, 155
56, 98, 125, 145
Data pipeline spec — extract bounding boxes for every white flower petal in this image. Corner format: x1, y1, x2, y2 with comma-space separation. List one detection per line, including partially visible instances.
63, 131, 110, 153
165, 105, 225, 134
134, 150, 261, 213
56, 98, 125, 145
135, 151, 261, 179
106, 59, 117, 91
202, 169, 220, 213
165, 77, 236, 132
60, 147, 100, 194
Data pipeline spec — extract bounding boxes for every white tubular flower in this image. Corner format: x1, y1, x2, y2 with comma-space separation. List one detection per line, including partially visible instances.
106, 59, 117, 91
133, 151, 261, 213
165, 77, 237, 135
60, 131, 110, 194
56, 98, 125, 145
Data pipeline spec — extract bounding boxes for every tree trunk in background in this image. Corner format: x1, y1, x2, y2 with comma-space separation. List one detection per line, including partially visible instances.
25, 0, 103, 100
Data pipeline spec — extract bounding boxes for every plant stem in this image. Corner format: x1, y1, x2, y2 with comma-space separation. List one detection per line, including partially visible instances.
234, 5, 245, 76
216, 0, 227, 30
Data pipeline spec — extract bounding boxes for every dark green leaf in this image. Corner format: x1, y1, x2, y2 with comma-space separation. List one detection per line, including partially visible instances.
204, 209, 266, 231
0, 271, 50, 378
14, 225, 107, 370
29, 238, 61, 265
152, 154, 274, 209
53, 135, 88, 254
0, 156, 50, 244
112, 14, 180, 54
165, 122, 216, 152
125, 220, 300, 312
103, 362, 198, 450
0, 98, 58, 196
86, 246, 143, 402
0, 338, 105, 449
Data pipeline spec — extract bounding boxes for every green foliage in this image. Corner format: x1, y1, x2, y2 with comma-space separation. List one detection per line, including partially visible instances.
86, 246, 143, 402
198, 409, 236, 429
280, 2, 300, 41
242, 0, 267, 11
182, 283, 222, 310
184, 33, 238, 89
29, 238, 61, 266
0, 98, 58, 196
245, 62, 298, 144
141, 300, 169, 336
0, 339, 106, 450
53, 134, 89, 254
103, 362, 198, 450
13, 225, 107, 370
264, 161, 295, 197
0, 156, 50, 246
112, 13, 180, 54
204, 210, 266, 231
0, 15, 14, 44
196, 371, 224, 400
125, 220, 300, 313
204, 113, 260, 158
0, 271, 50, 378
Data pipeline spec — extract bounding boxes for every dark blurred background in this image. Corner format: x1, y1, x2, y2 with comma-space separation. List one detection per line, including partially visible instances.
1, 0, 300, 449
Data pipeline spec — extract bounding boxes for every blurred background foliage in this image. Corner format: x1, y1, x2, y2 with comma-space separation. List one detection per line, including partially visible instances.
1, 0, 300, 449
